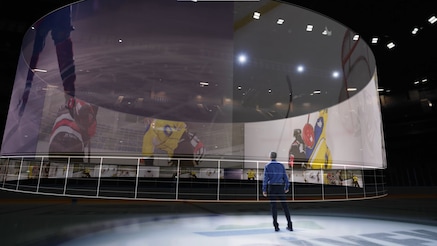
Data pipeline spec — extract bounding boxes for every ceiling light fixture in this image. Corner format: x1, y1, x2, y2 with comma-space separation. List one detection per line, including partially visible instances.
321, 26, 332, 36
306, 24, 313, 32
411, 27, 419, 35
353, 34, 359, 41
277, 19, 284, 24
387, 42, 395, 49
428, 15, 437, 24
253, 12, 260, 19
371, 37, 379, 44
199, 81, 209, 87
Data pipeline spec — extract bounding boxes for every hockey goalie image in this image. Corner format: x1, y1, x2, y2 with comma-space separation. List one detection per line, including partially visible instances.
289, 109, 332, 170
141, 118, 205, 167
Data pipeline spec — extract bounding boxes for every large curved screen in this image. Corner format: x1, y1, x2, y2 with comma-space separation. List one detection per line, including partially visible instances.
1, 0, 386, 170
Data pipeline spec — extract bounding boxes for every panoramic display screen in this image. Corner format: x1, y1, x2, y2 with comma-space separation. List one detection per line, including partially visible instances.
1, 0, 386, 182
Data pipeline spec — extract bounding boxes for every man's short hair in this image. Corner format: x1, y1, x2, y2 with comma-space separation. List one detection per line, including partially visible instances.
270, 152, 277, 159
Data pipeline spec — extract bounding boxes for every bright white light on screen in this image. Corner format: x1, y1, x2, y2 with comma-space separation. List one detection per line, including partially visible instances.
199, 81, 209, 87
297, 65, 304, 73
33, 68, 47, 73
238, 54, 247, 64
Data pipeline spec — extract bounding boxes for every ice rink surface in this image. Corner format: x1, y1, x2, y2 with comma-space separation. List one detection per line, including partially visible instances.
1, 187, 436, 246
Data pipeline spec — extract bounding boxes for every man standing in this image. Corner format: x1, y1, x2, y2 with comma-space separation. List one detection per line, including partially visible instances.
262, 152, 293, 232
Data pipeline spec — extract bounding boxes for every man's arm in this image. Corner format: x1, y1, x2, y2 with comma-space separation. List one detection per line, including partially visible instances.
262, 165, 268, 197
283, 165, 290, 193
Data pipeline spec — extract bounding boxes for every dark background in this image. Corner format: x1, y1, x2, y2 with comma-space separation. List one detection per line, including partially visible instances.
0, 0, 436, 186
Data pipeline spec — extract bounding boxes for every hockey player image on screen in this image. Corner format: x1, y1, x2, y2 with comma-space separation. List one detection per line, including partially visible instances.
324, 170, 343, 185
48, 98, 98, 163
302, 169, 321, 184
303, 109, 332, 170
141, 118, 205, 167
17, 5, 77, 117
288, 128, 308, 168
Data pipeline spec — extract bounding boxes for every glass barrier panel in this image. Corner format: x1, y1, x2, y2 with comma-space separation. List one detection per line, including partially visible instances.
3, 158, 20, 190
0, 156, 387, 201
36, 158, 65, 195
0, 158, 8, 188
16, 158, 44, 192
64, 157, 101, 197
97, 158, 138, 198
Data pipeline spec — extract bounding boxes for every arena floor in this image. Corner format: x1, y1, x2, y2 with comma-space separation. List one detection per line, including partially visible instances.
1, 187, 436, 246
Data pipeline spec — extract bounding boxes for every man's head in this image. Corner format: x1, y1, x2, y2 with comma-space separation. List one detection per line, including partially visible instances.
270, 151, 277, 160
